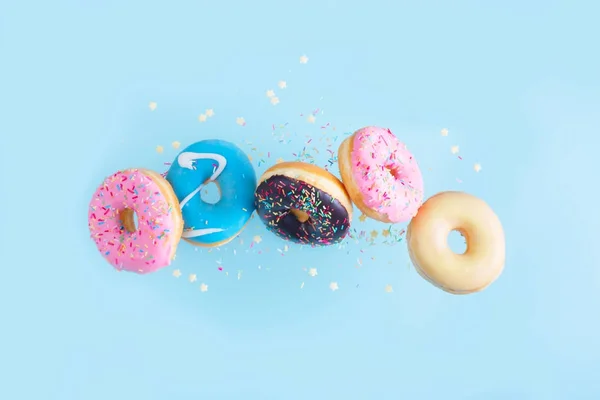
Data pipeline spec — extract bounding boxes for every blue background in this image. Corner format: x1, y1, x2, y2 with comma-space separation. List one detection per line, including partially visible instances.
1, 1, 599, 399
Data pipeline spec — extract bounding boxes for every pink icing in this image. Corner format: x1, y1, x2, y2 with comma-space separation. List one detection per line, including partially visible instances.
350, 126, 424, 223
88, 169, 177, 274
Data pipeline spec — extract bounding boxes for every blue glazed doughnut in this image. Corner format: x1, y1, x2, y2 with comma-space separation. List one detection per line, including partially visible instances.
166, 139, 257, 247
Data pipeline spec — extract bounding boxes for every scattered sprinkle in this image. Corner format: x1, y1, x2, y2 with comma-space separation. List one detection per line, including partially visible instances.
148, 101, 157, 111
154, 57, 487, 297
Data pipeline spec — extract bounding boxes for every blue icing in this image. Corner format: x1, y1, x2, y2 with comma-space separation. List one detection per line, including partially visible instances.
166, 139, 257, 245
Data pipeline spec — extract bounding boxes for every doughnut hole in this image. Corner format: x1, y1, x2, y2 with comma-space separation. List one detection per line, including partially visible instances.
385, 164, 403, 180
447, 229, 467, 255
290, 209, 310, 223
201, 181, 221, 204
119, 208, 139, 233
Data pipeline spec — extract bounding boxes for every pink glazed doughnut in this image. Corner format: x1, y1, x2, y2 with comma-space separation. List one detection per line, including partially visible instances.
88, 168, 184, 274
338, 126, 424, 223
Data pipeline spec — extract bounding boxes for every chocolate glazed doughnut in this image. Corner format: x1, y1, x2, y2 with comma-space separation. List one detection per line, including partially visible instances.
254, 162, 353, 245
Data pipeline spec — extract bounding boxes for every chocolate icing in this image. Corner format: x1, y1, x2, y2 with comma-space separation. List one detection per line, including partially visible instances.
254, 175, 351, 245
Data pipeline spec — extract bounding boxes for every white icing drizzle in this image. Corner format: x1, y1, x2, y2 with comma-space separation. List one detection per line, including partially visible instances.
176, 152, 227, 238
182, 228, 225, 238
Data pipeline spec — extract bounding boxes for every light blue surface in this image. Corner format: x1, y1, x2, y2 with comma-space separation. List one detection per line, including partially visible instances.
1, 1, 599, 399
166, 139, 257, 246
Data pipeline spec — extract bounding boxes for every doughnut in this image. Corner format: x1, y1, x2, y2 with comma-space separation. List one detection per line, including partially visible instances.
406, 191, 506, 294
166, 139, 257, 247
338, 126, 424, 223
88, 168, 184, 274
255, 161, 353, 245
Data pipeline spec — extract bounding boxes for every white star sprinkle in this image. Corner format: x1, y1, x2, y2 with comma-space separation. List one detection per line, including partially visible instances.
236, 117, 246, 126
253, 235, 262, 243
474, 163, 482, 172
205, 109, 214, 117
308, 268, 318, 277
172, 269, 182, 278
278, 80, 287, 89
299, 55, 309, 64
385, 284, 393, 293
307, 115, 316, 123
200, 283, 208, 292
198, 114, 207, 122
189, 274, 197, 283
148, 101, 157, 111
266, 89, 275, 97
270, 96, 280, 105
441, 128, 448, 136
329, 282, 339, 291
451, 145, 460, 154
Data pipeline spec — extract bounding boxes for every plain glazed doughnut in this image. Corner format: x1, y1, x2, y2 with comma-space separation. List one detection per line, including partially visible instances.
166, 139, 257, 248
88, 168, 184, 274
406, 191, 505, 294
255, 161, 353, 245
338, 126, 424, 223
